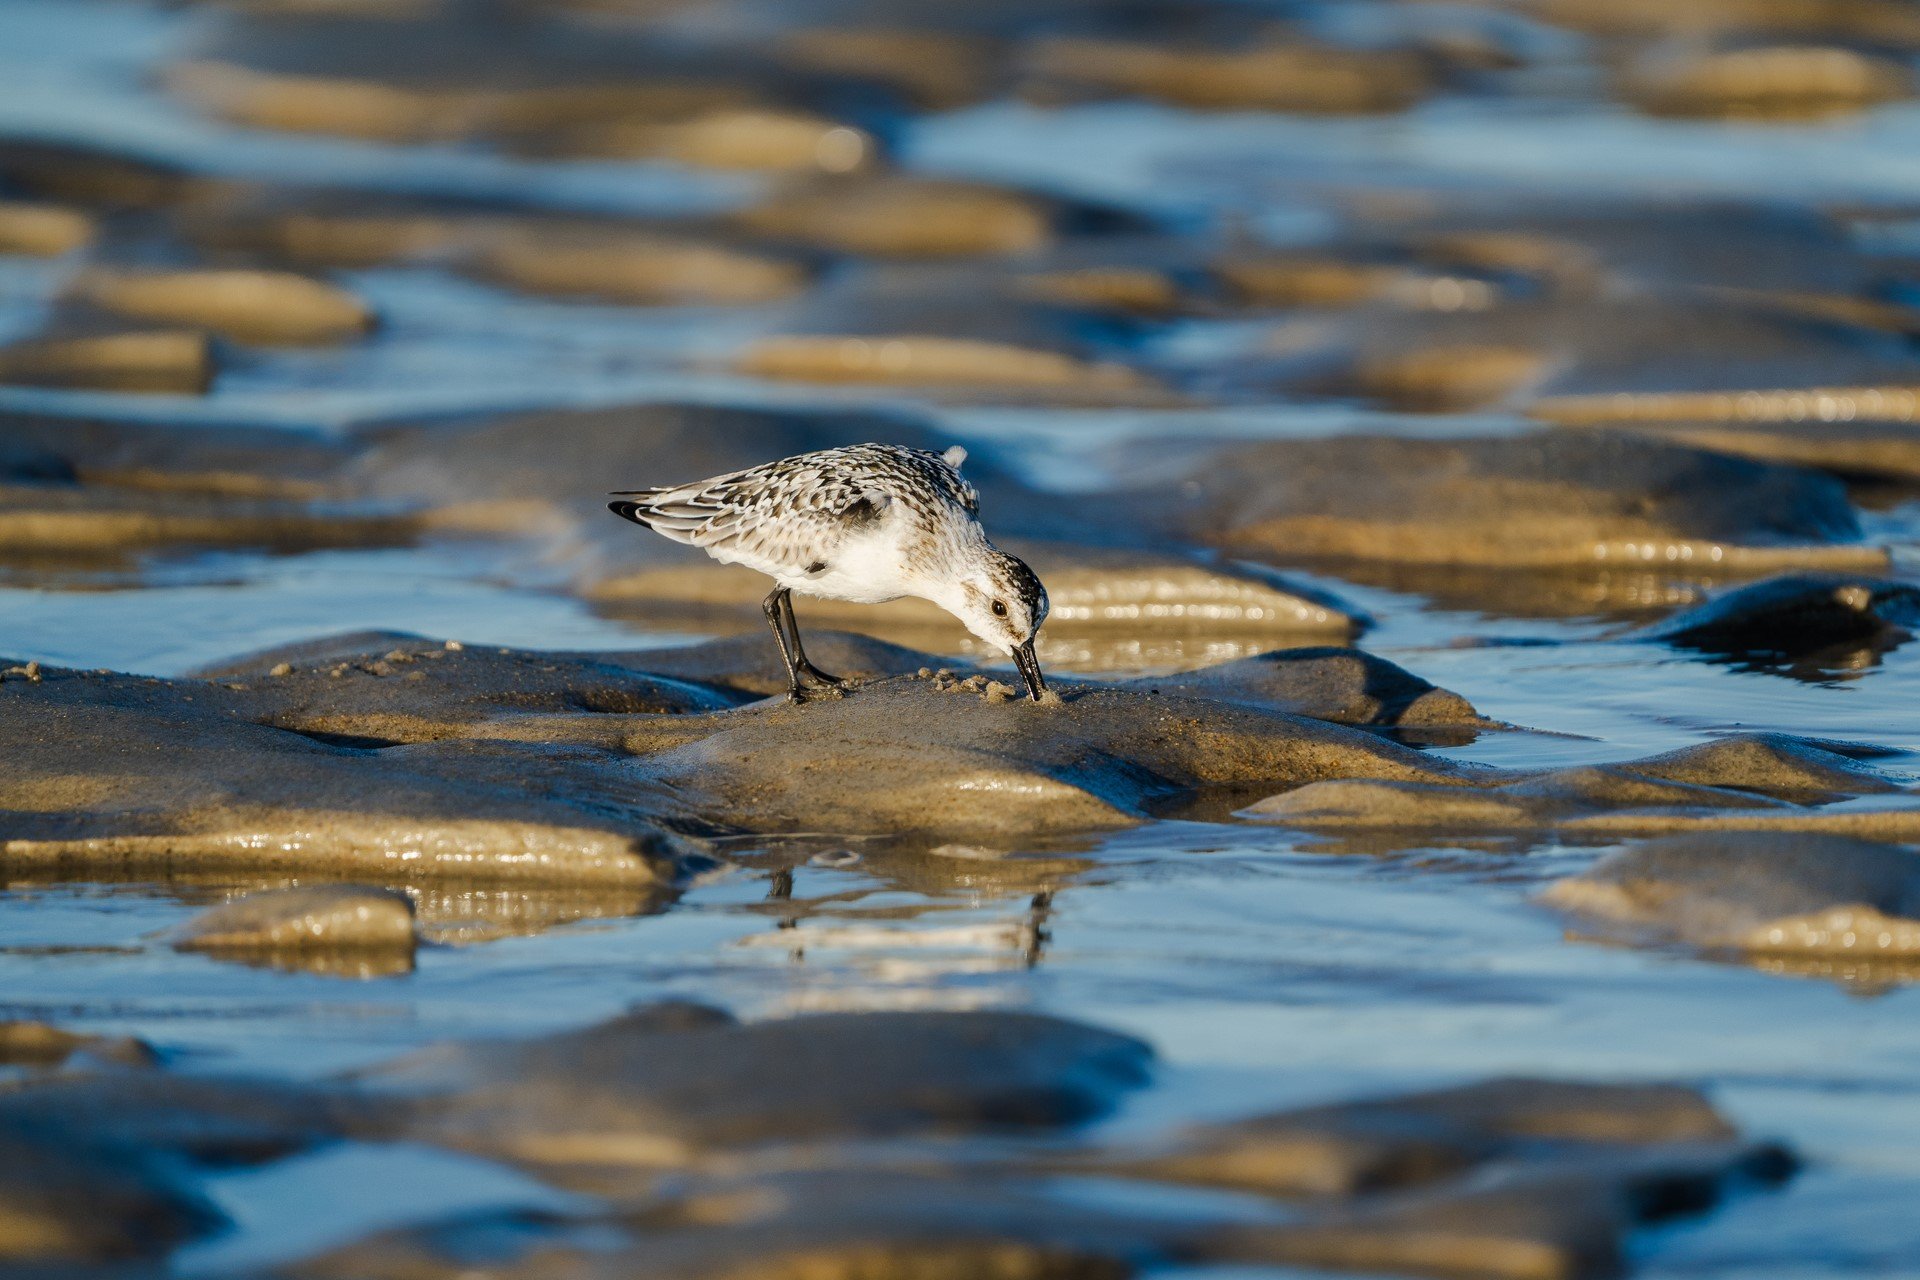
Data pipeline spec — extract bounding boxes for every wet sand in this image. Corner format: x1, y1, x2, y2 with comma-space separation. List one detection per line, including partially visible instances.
5, 0, 1920, 1276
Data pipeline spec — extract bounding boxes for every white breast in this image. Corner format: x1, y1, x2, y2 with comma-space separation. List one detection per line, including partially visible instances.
782, 526, 916, 603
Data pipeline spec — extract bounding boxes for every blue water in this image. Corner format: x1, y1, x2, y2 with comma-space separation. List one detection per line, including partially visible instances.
4, 0, 1920, 1274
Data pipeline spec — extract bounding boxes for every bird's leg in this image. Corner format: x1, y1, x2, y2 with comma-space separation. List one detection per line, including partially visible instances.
762, 587, 808, 703
777, 590, 847, 689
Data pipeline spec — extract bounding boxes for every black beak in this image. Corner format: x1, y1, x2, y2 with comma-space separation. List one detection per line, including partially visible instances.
1012, 640, 1047, 702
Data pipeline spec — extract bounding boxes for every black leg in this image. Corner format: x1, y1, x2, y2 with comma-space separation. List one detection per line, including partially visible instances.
1021, 890, 1054, 969
777, 590, 845, 687
762, 587, 805, 702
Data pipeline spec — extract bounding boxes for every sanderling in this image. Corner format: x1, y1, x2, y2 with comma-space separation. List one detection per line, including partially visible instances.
610, 444, 1050, 703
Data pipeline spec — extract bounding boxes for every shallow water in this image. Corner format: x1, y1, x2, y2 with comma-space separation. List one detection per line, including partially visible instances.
7, 0, 1920, 1275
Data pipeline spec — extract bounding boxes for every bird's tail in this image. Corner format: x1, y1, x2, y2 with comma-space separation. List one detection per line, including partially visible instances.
607, 491, 662, 528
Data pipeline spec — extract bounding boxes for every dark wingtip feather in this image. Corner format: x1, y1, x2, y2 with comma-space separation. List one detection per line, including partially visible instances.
608, 500, 653, 528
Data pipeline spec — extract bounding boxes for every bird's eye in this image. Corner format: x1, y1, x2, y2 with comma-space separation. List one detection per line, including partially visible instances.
991, 600, 1008, 617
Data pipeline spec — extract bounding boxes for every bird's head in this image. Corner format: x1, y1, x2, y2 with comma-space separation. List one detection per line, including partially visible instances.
950, 548, 1050, 699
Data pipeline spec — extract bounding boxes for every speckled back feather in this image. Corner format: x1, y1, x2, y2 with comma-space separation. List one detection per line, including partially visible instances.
609, 443, 977, 579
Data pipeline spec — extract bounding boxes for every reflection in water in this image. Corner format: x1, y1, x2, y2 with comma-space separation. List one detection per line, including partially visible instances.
1306, 559, 1721, 625
1, 867, 682, 951
1632, 573, 1920, 684
195, 946, 417, 981
716, 834, 1107, 907
1025, 890, 1055, 970
701, 838, 1094, 1009
1564, 929, 1920, 996
1282, 829, 1586, 865
737, 890, 1055, 971
1745, 953, 1920, 995
409, 882, 680, 945
1683, 635, 1914, 685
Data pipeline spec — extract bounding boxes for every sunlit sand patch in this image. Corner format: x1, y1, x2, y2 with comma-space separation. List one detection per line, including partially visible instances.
1254, 735, 1917, 841
0, 201, 95, 256
3, 632, 1497, 850
733, 335, 1160, 396
1519, 0, 1920, 43
464, 228, 810, 305
1016, 266, 1184, 315
1216, 255, 1500, 311
190, 200, 815, 305
1305, 561, 1713, 621
167, 59, 472, 142
1531, 384, 1920, 425
165, 59, 766, 149
0, 331, 213, 394
1147, 431, 1892, 572
547, 109, 875, 174
67, 268, 377, 346
1543, 832, 1920, 985
186, 202, 466, 269
0, 485, 416, 553
1349, 344, 1549, 412
728, 177, 1055, 258
1023, 36, 1433, 113
0, 821, 683, 885
773, 27, 999, 111
1227, 524, 1885, 573
1532, 385, 1920, 479
1621, 45, 1912, 121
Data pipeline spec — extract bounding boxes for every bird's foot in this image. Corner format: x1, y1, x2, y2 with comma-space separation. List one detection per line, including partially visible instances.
795, 661, 848, 688
786, 674, 849, 705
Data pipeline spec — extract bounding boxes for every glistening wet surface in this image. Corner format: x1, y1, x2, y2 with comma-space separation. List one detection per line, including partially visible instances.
6, 1, 1920, 1277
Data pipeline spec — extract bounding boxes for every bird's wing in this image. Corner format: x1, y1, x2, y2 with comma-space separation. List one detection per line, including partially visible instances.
608, 452, 892, 574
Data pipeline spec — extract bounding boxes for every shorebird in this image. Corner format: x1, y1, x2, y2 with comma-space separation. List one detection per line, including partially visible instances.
609, 444, 1049, 703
